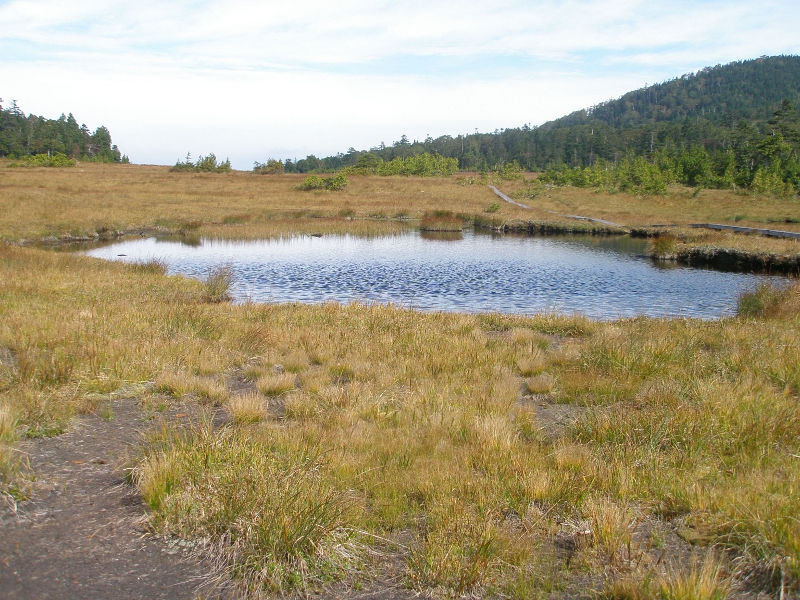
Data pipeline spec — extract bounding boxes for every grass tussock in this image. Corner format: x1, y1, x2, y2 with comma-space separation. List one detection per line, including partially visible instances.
420, 212, 465, 232
227, 392, 268, 424
134, 420, 358, 594
0, 403, 27, 501
256, 372, 296, 397
201, 264, 234, 303
660, 553, 731, 600
649, 234, 678, 258
155, 370, 229, 404
128, 258, 168, 275
738, 281, 799, 318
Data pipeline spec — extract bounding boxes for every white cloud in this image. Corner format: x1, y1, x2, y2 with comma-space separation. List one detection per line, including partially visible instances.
1, 0, 798, 166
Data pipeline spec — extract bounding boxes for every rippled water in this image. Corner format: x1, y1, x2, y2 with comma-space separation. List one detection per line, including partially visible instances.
85, 231, 791, 319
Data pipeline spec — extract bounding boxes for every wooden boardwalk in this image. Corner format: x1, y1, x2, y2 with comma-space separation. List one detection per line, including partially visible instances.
488, 186, 624, 227
689, 223, 800, 240
489, 185, 530, 209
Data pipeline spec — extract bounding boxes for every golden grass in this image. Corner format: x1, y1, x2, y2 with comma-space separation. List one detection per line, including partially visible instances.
3, 163, 798, 263
155, 370, 229, 404
227, 392, 269, 424
256, 373, 296, 397
0, 164, 530, 241
1, 165, 799, 596
524, 373, 555, 394
660, 553, 731, 600
519, 183, 800, 231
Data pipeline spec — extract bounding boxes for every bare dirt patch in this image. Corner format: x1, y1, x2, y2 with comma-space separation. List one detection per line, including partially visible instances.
0, 397, 237, 600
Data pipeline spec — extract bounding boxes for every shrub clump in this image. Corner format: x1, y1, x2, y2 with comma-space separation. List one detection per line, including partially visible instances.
7, 152, 77, 168
536, 155, 667, 196
344, 152, 458, 177
170, 153, 231, 173
299, 173, 348, 191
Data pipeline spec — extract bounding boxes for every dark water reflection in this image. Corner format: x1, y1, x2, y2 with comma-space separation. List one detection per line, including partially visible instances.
85, 231, 792, 320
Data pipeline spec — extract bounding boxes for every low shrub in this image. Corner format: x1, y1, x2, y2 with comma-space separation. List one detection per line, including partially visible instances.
299, 174, 349, 191
253, 159, 285, 174
7, 152, 77, 168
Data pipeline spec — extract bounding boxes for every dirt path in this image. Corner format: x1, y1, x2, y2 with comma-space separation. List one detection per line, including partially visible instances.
0, 397, 235, 600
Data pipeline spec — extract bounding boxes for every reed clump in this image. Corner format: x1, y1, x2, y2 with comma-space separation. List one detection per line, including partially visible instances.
201, 264, 234, 303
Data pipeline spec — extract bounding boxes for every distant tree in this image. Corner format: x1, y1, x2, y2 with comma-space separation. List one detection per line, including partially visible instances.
253, 159, 285, 174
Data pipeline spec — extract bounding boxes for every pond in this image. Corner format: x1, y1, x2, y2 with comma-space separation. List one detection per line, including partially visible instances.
85, 230, 791, 320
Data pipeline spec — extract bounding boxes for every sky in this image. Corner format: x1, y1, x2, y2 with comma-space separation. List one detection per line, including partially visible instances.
1, 0, 798, 169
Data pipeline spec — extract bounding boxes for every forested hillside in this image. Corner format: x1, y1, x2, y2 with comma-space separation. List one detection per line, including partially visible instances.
0, 99, 126, 162
285, 55, 800, 178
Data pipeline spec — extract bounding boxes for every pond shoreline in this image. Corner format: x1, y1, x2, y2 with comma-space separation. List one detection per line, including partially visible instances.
7, 218, 800, 276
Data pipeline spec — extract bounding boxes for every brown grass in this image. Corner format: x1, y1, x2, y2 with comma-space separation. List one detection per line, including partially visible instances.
227, 392, 269, 424
2, 165, 799, 596
0, 164, 530, 241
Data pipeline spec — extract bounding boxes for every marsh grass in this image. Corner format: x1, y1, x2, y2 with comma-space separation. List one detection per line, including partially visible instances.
256, 373, 296, 396
2, 171, 800, 596
134, 419, 359, 594
227, 392, 268, 424
419, 212, 465, 232
737, 281, 794, 317
201, 264, 234, 303
649, 234, 678, 258
128, 258, 168, 275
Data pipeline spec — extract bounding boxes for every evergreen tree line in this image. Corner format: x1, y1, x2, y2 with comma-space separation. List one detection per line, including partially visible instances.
534, 99, 800, 196
0, 98, 126, 162
276, 56, 800, 193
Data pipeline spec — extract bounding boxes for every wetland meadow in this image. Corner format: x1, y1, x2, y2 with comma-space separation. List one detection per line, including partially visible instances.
1, 163, 800, 599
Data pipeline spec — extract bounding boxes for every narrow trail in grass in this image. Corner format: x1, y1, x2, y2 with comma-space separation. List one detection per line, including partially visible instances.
489, 185, 624, 227
489, 185, 530, 209
0, 397, 236, 600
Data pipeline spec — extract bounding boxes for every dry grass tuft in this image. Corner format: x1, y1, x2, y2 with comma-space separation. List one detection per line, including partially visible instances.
660, 554, 731, 600
156, 371, 228, 404
201, 264, 234, 303
227, 392, 268, 424
134, 420, 358, 594
583, 496, 635, 565
256, 373, 296, 396
517, 349, 548, 376
0, 404, 19, 484
419, 213, 465, 232
524, 373, 555, 394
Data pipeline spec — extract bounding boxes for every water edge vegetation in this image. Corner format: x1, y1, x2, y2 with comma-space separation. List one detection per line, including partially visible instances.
0, 163, 799, 598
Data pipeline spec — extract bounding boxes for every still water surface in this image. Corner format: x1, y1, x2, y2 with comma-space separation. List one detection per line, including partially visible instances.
86, 231, 791, 320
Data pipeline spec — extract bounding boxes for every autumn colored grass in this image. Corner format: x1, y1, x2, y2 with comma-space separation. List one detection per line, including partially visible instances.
1, 164, 799, 597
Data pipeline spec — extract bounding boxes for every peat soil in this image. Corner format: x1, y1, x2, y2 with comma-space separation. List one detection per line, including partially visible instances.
0, 397, 237, 600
